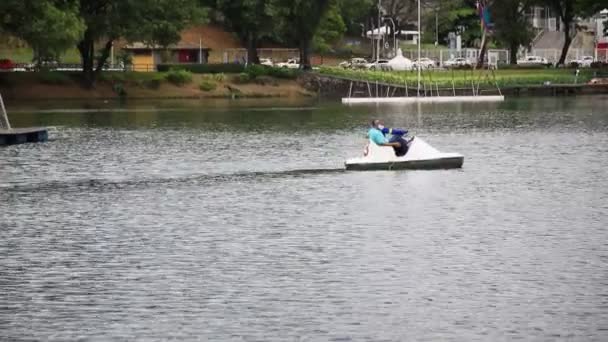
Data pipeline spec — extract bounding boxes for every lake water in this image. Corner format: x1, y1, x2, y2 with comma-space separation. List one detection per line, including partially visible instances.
1, 96, 607, 341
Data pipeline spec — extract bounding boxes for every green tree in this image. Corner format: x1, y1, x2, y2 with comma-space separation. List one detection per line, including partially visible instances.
313, 4, 347, 54
211, 0, 272, 64
77, 0, 203, 87
0, 0, 84, 62
493, 0, 534, 64
337, 0, 374, 35
271, 0, 334, 70
540, 0, 608, 65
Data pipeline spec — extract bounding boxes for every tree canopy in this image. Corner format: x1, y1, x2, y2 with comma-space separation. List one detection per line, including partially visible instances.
2, 0, 608, 81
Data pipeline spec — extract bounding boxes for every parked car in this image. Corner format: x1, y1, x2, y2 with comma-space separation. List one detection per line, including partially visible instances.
365, 59, 389, 70
0, 58, 15, 71
413, 58, 438, 69
260, 58, 273, 66
339, 58, 368, 69
517, 55, 549, 65
276, 58, 300, 69
444, 57, 471, 68
570, 56, 595, 67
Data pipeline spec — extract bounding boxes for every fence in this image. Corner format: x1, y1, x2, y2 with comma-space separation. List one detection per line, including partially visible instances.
522, 48, 608, 64
208, 48, 299, 64
399, 48, 510, 66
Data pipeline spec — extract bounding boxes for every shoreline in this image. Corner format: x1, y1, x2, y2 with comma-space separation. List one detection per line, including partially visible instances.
2, 72, 608, 102
0, 73, 315, 101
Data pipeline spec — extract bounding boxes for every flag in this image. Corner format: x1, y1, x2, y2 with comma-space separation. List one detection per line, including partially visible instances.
476, 1, 493, 32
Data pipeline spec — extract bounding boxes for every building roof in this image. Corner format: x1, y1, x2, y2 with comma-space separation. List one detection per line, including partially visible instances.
124, 42, 209, 50
124, 24, 243, 51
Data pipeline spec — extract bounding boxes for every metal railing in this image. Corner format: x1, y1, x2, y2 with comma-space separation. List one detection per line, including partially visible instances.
0, 93, 11, 130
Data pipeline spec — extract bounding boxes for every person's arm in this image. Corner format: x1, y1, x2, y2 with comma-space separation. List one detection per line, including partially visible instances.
380, 142, 401, 147
381, 127, 408, 136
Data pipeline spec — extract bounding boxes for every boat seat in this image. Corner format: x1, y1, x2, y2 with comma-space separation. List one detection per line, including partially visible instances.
366, 140, 398, 161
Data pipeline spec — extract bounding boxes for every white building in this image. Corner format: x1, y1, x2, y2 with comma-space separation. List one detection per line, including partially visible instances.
596, 9, 608, 47
526, 6, 561, 32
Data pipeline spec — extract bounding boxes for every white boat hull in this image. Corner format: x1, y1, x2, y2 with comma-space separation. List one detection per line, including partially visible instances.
345, 137, 464, 171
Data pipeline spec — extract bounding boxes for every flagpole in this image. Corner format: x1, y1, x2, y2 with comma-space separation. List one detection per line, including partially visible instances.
417, 0, 421, 96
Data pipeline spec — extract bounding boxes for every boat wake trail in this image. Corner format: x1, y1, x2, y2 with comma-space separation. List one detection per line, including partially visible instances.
0, 168, 345, 194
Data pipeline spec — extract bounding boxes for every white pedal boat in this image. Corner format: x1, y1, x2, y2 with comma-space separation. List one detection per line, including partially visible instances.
345, 137, 464, 171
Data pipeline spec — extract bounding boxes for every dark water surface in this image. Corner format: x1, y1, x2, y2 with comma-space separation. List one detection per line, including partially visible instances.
1, 96, 607, 341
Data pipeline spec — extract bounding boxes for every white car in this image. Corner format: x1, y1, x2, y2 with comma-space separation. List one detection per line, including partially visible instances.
276, 58, 300, 69
413, 58, 437, 69
444, 57, 471, 68
366, 59, 389, 70
339, 58, 368, 69
517, 56, 549, 65
260, 58, 273, 66
571, 56, 595, 67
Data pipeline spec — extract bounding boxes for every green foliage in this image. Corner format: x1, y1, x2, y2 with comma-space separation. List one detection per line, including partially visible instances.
492, 0, 534, 58
157, 63, 246, 74
117, 51, 132, 69
318, 66, 596, 88
499, 64, 552, 70
112, 82, 127, 97
141, 74, 165, 89
211, 0, 273, 63
0, 0, 85, 61
38, 71, 71, 85
165, 69, 192, 85
336, 0, 373, 35
312, 4, 347, 53
212, 73, 226, 82
235, 72, 253, 84
199, 79, 217, 91
271, 0, 334, 69
245, 65, 300, 79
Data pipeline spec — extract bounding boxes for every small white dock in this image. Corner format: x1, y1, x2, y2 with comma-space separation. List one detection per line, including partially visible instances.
342, 95, 505, 104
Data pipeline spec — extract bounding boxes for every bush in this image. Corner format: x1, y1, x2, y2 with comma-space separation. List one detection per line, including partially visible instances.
157, 63, 245, 74
244, 65, 300, 80
590, 61, 608, 69
254, 75, 279, 86
212, 73, 226, 82
500, 63, 551, 70
142, 75, 163, 89
38, 72, 70, 85
112, 83, 127, 97
166, 69, 192, 86
234, 72, 253, 84
199, 79, 217, 91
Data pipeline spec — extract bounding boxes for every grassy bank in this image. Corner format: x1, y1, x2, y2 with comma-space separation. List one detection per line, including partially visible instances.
318, 66, 600, 89
0, 70, 313, 100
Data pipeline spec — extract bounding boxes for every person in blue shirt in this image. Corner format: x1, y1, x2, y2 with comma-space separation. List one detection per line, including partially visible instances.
367, 119, 410, 156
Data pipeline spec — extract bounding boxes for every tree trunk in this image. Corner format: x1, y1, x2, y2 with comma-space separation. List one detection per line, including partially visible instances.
95, 39, 114, 79
558, 23, 572, 66
477, 29, 488, 69
77, 29, 95, 88
300, 39, 312, 71
509, 42, 518, 65
246, 32, 259, 65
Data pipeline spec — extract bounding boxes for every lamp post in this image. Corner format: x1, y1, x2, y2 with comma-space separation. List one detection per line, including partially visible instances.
377, 0, 381, 61
435, 8, 439, 46
417, 0, 421, 95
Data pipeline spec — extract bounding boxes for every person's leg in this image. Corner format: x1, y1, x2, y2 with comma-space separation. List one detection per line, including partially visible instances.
390, 136, 409, 156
